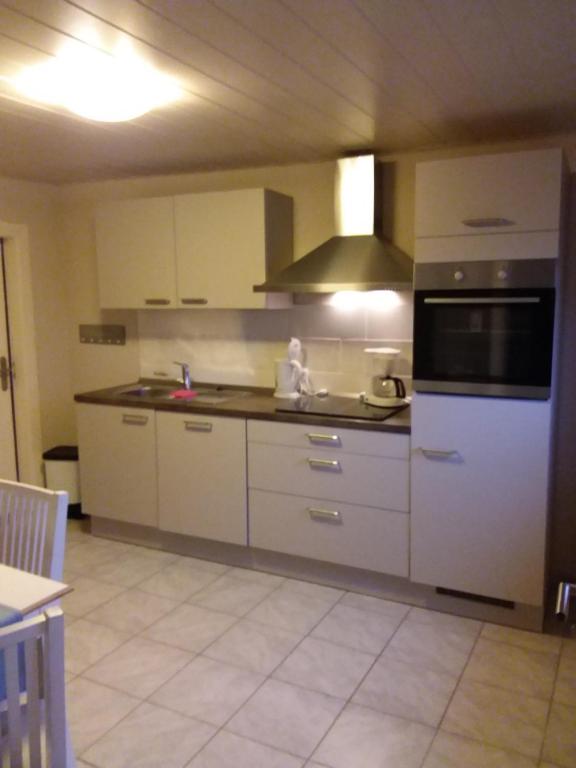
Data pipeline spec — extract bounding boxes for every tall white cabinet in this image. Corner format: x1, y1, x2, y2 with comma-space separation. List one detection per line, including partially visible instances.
410, 393, 551, 607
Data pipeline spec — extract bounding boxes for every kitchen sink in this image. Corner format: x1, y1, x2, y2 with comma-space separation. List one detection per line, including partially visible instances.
119, 385, 252, 404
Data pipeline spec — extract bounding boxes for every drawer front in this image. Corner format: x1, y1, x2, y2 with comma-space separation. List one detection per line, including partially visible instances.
248, 443, 409, 512
250, 489, 409, 576
247, 419, 409, 459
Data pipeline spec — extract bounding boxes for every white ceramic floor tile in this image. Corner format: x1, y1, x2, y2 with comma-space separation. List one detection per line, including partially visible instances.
61, 577, 126, 617
384, 621, 476, 677
83, 636, 194, 698
554, 652, 576, 707
137, 561, 222, 601
204, 618, 302, 675
542, 702, 576, 768
227, 679, 344, 758
563, 639, 576, 660
189, 575, 276, 616
311, 603, 402, 655
442, 680, 548, 759
65, 540, 121, 572
338, 593, 410, 621
227, 566, 286, 588
407, 607, 482, 637
273, 636, 375, 699
463, 638, 557, 699
89, 553, 167, 587
82, 701, 215, 768
423, 731, 538, 767
150, 655, 264, 726
313, 702, 435, 768
66, 678, 140, 754
84, 588, 179, 635
65, 618, 130, 674
353, 655, 458, 727
188, 730, 304, 768
280, 579, 343, 604
247, 589, 334, 635
143, 604, 237, 652
481, 624, 562, 655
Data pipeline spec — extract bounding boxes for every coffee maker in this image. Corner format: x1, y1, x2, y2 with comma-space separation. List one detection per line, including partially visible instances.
362, 347, 406, 407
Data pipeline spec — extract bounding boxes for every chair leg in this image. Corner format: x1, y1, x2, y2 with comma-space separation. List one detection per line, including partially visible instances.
65, 722, 76, 768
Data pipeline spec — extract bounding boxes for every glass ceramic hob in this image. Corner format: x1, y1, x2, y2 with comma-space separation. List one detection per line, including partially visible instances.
275, 395, 408, 422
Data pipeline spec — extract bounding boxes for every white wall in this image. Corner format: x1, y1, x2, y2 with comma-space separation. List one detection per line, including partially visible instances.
0, 176, 72, 481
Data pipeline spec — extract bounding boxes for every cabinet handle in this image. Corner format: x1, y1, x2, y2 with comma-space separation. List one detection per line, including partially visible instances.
180, 298, 208, 305
307, 458, 341, 472
461, 217, 515, 228
308, 507, 342, 524
144, 298, 171, 306
185, 421, 213, 432
419, 448, 460, 460
306, 433, 341, 446
122, 414, 148, 426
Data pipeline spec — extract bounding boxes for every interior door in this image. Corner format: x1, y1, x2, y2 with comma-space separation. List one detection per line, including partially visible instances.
0, 241, 17, 479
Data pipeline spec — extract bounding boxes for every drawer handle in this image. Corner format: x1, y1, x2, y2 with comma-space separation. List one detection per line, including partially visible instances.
144, 298, 171, 305
307, 458, 341, 472
306, 433, 341, 446
308, 507, 342, 524
185, 421, 213, 432
181, 298, 208, 305
461, 217, 515, 228
419, 448, 460, 460
122, 414, 148, 426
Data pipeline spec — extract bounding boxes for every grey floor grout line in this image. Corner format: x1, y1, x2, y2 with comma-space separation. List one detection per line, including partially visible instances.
536, 642, 563, 765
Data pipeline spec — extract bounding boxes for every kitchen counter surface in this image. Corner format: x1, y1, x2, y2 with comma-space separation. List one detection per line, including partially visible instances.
75, 381, 411, 434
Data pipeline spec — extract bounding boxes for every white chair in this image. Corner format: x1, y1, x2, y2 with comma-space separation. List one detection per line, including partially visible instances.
0, 481, 68, 582
0, 607, 74, 767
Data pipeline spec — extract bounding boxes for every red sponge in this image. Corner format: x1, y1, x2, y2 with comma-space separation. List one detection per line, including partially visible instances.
170, 389, 198, 399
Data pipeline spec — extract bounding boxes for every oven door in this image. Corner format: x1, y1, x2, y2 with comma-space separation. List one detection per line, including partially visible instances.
413, 289, 555, 399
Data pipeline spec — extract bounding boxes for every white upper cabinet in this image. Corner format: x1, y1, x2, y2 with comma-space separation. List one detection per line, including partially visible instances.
415, 148, 564, 262
95, 197, 177, 309
174, 189, 293, 309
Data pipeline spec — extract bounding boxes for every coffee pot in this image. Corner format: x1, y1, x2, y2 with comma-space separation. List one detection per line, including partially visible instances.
361, 347, 406, 407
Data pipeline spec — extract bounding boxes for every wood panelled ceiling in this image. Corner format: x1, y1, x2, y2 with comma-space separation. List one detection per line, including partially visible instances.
0, 0, 575, 183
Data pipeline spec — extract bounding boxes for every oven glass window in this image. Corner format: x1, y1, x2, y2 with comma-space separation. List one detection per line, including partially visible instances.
413, 289, 555, 387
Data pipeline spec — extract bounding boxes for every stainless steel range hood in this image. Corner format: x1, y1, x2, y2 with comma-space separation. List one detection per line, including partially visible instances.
254, 155, 413, 294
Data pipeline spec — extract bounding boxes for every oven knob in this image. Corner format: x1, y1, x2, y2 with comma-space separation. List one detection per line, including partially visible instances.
454, 269, 465, 282
497, 268, 509, 281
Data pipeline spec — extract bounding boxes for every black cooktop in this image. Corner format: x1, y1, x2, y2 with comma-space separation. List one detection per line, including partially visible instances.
275, 395, 408, 422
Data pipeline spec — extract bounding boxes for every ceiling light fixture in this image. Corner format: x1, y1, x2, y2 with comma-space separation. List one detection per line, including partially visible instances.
10, 43, 181, 122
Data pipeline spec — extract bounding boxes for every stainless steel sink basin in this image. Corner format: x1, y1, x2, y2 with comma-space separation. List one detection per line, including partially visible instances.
119, 385, 252, 404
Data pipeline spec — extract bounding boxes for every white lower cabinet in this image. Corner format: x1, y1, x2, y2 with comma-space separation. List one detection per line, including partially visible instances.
410, 394, 551, 606
250, 489, 409, 576
157, 412, 247, 545
247, 419, 410, 576
77, 404, 158, 527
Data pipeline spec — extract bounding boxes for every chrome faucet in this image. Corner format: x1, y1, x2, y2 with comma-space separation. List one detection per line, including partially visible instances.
173, 361, 192, 390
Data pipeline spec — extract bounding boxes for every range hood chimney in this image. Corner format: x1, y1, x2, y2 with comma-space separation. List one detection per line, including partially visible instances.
254, 155, 413, 294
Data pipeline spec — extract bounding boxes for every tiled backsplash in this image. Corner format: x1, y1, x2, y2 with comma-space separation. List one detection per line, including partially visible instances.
138, 293, 413, 395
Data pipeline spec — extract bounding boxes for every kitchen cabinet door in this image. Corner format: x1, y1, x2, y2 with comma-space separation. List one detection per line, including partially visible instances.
174, 189, 293, 309
414, 148, 563, 262
410, 393, 551, 606
95, 197, 177, 308
76, 404, 158, 527
157, 412, 247, 545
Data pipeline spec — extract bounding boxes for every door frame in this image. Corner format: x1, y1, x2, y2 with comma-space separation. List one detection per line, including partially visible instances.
0, 221, 43, 485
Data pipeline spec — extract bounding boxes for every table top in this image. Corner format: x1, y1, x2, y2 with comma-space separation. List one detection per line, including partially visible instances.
0, 564, 71, 614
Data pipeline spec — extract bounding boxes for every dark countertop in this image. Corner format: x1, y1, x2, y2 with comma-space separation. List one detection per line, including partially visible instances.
75, 381, 411, 434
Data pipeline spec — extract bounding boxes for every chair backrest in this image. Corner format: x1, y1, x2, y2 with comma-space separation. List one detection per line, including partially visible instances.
0, 481, 68, 581
0, 608, 67, 768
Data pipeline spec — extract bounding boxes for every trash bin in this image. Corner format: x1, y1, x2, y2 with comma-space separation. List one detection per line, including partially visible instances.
42, 445, 85, 519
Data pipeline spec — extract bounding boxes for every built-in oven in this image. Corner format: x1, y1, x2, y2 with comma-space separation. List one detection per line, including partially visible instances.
413, 259, 556, 399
